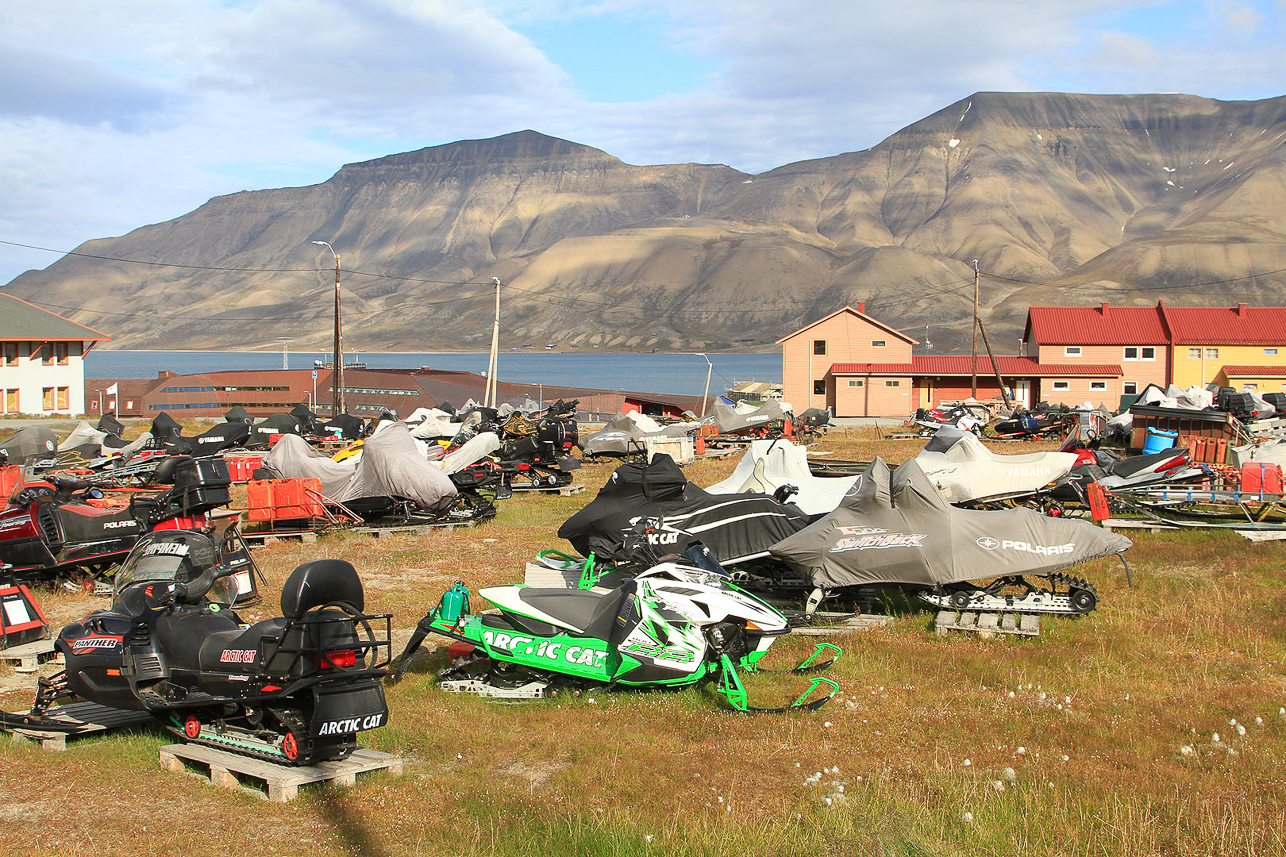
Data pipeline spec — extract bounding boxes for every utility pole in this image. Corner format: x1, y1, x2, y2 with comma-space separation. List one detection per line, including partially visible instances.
313, 241, 344, 416
971, 260, 980, 398
977, 316, 1014, 409
485, 278, 501, 408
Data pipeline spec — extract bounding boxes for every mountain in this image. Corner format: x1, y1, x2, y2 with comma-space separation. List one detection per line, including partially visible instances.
6, 93, 1286, 354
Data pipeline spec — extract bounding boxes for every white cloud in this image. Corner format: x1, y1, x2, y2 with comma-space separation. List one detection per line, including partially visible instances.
0, 0, 1283, 284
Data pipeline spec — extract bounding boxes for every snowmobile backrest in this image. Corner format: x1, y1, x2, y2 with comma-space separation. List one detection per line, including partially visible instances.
280, 559, 365, 619
150, 455, 189, 486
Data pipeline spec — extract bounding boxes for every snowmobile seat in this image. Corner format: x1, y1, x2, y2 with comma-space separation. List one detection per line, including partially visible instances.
1111, 449, 1189, 479
515, 581, 636, 640
158, 610, 244, 671
280, 559, 365, 619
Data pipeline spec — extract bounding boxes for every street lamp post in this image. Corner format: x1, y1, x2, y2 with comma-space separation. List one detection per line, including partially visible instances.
313, 241, 344, 416
697, 353, 713, 417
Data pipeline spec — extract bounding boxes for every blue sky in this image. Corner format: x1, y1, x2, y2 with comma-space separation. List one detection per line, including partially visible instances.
0, 0, 1283, 284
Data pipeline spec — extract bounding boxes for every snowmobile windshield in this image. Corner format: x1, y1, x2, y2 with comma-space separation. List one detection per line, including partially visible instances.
114, 531, 236, 604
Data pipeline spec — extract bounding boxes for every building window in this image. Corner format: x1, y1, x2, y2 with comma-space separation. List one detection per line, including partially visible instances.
42, 387, 54, 410
813, 380, 826, 395
1090, 381, 1107, 390
56, 387, 69, 410
4, 390, 16, 413
38, 343, 53, 366
813, 340, 826, 356
848, 380, 864, 388
1245, 383, 1259, 391
54, 343, 69, 365
1206, 348, 1219, 359
1124, 346, 1155, 361
2, 344, 16, 366
1188, 347, 1202, 359
885, 380, 900, 388
1064, 346, 1081, 357
1124, 382, 1138, 395
1265, 348, 1279, 356
1052, 381, 1070, 391
872, 340, 886, 347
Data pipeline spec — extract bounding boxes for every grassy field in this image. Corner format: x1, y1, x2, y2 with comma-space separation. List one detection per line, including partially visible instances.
1, 427, 1284, 856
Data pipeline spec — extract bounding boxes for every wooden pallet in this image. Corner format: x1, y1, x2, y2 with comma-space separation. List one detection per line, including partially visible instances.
159, 743, 402, 802
511, 482, 585, 496
0, 638, 59, 673
6, 701, 153, 751
935, 611, 1041, 638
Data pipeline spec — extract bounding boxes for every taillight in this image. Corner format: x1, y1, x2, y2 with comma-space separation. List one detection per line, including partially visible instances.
321, 649, 356, 668
563, 441, 573, 449
1160, 455, 1188, 472
517, 463, 530, 471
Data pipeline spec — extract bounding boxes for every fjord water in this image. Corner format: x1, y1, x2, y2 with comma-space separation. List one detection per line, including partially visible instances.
85, 351, 781, 398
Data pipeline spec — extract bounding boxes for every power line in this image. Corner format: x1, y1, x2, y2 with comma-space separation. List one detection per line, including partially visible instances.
981, 266, 1286, 291
0, 238, 319, 275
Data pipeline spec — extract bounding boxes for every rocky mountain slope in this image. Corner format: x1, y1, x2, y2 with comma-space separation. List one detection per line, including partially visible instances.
6, 92, 1286, 353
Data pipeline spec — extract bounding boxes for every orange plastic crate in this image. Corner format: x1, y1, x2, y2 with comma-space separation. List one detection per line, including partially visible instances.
246, 477, 324, 522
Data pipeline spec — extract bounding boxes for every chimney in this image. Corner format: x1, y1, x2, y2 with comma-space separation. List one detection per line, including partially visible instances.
157, 371, 175, 379
1237, 303, 1247, 316
857, 301, 866, 314
1099, 302, 1109, 315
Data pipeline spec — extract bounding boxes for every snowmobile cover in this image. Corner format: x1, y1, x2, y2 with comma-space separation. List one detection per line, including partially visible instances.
151, 413, 183, 444
558, 454, 811, 564
1230, 435, 1286, 468
435, 432, 501, 475
705, 439, 856, 516
0, 427, 58, 465
59, 421, 108, 459
247, 414, 303, 449
406, 408, 462, 440
712, 400, 788, 434
264, 424, 456, 510
321, 414, 364, 440
168, 421, 252, 456
769, 457, 1133, 590
97, 415, 126, 437
796, 407, 832, 428
259, 435, 358, 497
289, 404, 320, 434
224, 406, 253, 423
915, 430, 1078, 503
579, 414, 695, 457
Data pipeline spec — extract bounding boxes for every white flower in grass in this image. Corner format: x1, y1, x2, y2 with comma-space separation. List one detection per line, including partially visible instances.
1212, 733, 1221, 744
962, 812, 974, 823
1180, 745, 1195, 757
963, 758, 972, 767
992, 781, 1006, 792
1016, 747, 1026, 755
1256, 717, 1264, 726
1060, 755, 1069, 762
1002, 767, 1017, 782
644, 835, 653, 844
1230, 719, 1238, 726
1237, 724, 1247, 736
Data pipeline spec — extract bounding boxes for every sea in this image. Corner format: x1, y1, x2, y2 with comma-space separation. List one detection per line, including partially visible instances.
84, 350, 782, 398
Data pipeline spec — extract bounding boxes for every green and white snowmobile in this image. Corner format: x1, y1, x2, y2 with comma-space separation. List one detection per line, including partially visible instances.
393, 544, 840, 713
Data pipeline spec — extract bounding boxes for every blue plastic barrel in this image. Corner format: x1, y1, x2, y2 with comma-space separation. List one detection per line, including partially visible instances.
1142, 427, 1178, 455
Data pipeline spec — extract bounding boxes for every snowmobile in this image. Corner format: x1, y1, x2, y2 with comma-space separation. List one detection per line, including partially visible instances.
493, 399, 581, 488
769, 457, 1133, 618
991, 407, 1077, 440
0, 530, 391, 765
911, 403, 989, 436
0, 455, 234, 580
1048, 445, 1207, 506
393, 538, 840, 713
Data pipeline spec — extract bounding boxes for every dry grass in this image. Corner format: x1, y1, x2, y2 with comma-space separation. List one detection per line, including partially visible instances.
1, 427, 1285, 856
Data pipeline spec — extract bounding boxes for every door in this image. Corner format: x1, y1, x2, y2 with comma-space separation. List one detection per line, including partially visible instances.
1014, 380, 1033, 409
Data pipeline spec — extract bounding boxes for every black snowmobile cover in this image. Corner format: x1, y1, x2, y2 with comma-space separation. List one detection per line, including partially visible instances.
289, 404, 319, 434
557, 454, 811, 565
97, 415, 126, 437
224, 406, 253, 423
768, 457, 1132, 589
151, 412, 183, 444
247, 414, 303, 449
168, 421, 252, 456
320, 414, 364, 440
0, 427, 58, 465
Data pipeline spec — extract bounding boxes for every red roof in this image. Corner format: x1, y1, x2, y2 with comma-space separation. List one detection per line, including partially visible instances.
1024, 304, 1168, 345
1221, 365, 1286, 377
1161, 304, 1286, 345
1026, 301, 1286, 347
832, 357, 1122, 378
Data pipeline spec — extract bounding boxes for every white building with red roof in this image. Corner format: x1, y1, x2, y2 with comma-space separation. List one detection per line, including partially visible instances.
0, 293, 109, 416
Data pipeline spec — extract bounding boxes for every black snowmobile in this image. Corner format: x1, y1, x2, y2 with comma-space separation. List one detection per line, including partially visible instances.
0, 530, 391, 765
0, 456, 234, 581
492, 400, 581, 488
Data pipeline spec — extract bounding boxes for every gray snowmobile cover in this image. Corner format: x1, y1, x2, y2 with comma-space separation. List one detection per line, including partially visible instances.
261, 424, 457, 510
0, 427, 58, 464
557, 454, 811, 564
712, 400, 787, 434
769, 457, 1132, 589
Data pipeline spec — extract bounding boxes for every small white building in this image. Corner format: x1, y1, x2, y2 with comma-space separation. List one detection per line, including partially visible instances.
0, 294, 109, 416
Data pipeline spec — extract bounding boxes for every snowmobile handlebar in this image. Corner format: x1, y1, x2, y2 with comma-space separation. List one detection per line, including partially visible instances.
172, 563, 239, 605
